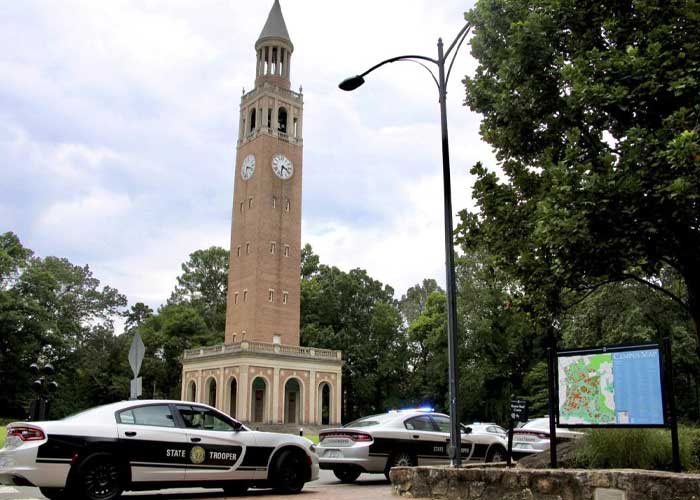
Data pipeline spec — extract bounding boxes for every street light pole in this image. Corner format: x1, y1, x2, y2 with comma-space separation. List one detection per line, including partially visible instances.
339, 20, 471, 468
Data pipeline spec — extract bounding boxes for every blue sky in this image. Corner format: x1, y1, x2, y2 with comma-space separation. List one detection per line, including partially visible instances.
0, 0, 495, 324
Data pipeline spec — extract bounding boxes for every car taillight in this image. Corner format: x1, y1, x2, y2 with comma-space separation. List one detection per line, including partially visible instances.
320, 431, 373, 442
8, 427, 45, 441
536, 433, 549, 439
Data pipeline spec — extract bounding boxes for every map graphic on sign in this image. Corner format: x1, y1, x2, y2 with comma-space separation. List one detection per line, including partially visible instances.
558, 346, 664, 426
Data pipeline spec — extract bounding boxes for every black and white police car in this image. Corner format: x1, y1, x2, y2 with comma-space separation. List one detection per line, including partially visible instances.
0, 400, 318, 499
315, 409, 507, 483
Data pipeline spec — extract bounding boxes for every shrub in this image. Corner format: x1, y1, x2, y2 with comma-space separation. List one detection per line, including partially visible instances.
576, 427, 700, 471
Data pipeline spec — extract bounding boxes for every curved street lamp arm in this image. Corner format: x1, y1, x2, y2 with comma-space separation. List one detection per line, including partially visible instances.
396, 59, 440, 90
358, 54, 438, 78
443, 21, 471, 60
445, 24, 471, 86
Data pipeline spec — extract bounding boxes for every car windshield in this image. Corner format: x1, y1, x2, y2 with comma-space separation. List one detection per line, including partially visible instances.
344, 413, 397, 428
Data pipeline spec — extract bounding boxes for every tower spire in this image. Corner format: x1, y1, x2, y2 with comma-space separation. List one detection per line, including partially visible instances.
257, 0, 293, 49
255, 0, 294, 89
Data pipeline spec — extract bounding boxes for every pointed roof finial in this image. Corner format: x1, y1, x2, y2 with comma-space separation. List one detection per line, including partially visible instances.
257, 0, 293, 50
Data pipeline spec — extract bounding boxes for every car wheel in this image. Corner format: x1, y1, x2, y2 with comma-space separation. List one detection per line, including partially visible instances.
223, 482, 249, 496
486, 445, 507, 463
384, 449, 416, 480
75, 453, 124, 500
272, 449, 307, 494
39, 488, 66, 500
333, 466, 361, 483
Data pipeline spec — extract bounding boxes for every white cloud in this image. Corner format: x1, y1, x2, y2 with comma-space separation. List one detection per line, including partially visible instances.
0, 0, 497, 316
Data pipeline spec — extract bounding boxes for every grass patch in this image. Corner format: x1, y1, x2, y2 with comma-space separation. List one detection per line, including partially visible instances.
575, 427, 700, 471
306, 434, 319, 444
0, 426, 5, 449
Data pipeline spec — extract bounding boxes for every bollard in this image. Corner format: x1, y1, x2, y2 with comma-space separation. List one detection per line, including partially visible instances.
299, 427, 303, 436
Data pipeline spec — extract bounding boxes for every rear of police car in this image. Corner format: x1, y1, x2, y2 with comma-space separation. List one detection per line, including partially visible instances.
0, 422, 69, 488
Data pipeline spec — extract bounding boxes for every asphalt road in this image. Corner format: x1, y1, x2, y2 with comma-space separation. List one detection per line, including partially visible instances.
0, 470, 395, 500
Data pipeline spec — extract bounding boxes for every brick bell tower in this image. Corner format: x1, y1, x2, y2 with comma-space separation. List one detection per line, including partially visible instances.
181, 1, 342, 427
224, 0, 303, 346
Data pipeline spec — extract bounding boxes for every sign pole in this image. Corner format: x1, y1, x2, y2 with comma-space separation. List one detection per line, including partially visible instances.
546, 347, 558, 468
663, 337, 681, 472
506, 419, 514, 467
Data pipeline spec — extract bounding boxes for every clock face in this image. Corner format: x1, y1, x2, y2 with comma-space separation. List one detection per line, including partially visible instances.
240, 154, 256, 180
271, 154, 293, 180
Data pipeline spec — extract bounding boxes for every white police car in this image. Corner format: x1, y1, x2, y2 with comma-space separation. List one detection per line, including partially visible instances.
315, 409, 507, 482
0, 400, 318, 499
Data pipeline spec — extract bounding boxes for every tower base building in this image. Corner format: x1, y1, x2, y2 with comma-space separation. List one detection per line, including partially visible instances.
181, 0, 342, 426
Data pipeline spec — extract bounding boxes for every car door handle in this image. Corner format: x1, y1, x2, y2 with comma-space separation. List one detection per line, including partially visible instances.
412, 435, 420, 439
124, 431, 137, 437
190, 437, 202, 443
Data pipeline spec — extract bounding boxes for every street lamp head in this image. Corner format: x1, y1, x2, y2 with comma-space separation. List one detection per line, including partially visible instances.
338, 75, 365, 91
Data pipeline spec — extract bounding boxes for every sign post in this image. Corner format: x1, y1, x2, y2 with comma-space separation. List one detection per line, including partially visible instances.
128, 333, 145, 400
507, 398, 529, 466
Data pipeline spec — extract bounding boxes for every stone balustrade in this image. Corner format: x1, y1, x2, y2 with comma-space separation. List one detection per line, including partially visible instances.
183, 340, 342, 362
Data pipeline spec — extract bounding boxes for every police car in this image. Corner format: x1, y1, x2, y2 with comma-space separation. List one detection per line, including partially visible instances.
0, 400, 318, 499
315, 409, 507, 482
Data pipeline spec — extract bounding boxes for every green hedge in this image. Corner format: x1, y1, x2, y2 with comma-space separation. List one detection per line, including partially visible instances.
575, 427, 700, 471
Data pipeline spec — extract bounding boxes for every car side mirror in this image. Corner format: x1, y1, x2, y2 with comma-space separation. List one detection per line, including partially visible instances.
232, 420, 243, 432
461, 425, 472, 435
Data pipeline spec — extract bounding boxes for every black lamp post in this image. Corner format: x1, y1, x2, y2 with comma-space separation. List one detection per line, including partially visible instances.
339, 18, 471, 467
29, 362, 59, 421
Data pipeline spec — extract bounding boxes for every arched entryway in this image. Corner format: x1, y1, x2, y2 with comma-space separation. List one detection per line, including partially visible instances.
251, 377, 267, 423
187, 380, 197, 402
228, 378, 238, 418
318, 382, 331, 425
205, 377, 217, 407
284, 378, 302, 424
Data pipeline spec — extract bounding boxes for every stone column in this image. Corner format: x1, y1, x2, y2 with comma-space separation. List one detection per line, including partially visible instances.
217, 368, 225, 411
309, 370, 317, 425
238, 364, 249, 422
335, 372, 342, 425
197, 370, 203, 403
272, 367, 281, 424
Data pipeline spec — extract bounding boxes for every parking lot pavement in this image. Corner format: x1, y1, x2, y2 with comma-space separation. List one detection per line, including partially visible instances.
1, 470, 395, 500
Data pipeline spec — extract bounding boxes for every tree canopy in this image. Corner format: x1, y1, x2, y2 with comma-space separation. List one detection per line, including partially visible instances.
462, 0, 700, 344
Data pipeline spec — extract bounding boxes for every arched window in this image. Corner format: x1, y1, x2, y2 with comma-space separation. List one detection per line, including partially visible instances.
320, 383, 331, 425
229, 378, 238, 418
188, 380, 197, 402
251, 377, 267, 423
284, 378, 302, 424
206, 377, 217, 407
278, 107, 288, 134
249, 108, 256, 132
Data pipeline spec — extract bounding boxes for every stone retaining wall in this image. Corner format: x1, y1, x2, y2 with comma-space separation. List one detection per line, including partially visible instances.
390, 466, 700, 500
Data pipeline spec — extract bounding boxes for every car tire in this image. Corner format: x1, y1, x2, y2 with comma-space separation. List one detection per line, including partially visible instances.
486, 445, 507, 463
272, 449, 307, 494
333, 466, 362, 483
384, 449, 416, 480
39, 488, 66, 500
223, 482, 250, 496
74, 453, 124, 500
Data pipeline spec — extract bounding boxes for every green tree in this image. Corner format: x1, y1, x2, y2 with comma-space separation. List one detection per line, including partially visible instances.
0, 233, 127, 417
124, 302, 154, 332
406, 291, 451, 412
169, 247, 229, 332
457, 249, 539, 423
399, 279, 443, 326
300, 246, 409, 421
463, 0, 700, 347
138, 303, 218, 400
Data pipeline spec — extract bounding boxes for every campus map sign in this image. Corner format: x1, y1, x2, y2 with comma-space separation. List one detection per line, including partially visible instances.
557, 344, 665, 427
